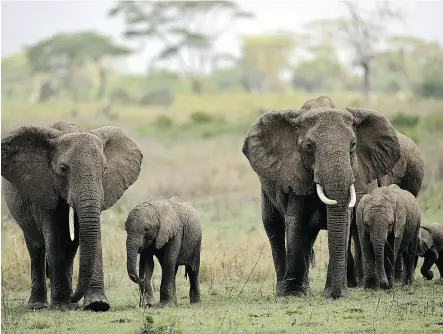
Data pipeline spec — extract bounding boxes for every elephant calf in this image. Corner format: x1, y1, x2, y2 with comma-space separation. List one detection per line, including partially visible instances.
356, 185, 421, 289
125, 196, 201, 307
416, 223, 443, 281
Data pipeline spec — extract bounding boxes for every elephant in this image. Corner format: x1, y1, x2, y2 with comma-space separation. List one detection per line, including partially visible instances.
242, 95, 403, 299
1, 121, 143, 311
356, 184, 421, 289
125, 196, 201, 307
299, 97, 424, 288
416, 223, 443, 281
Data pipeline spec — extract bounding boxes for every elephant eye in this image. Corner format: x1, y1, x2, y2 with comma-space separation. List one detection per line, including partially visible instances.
60, 163, 69, 174
103, 166, 108, 175
305, 140, 314, 154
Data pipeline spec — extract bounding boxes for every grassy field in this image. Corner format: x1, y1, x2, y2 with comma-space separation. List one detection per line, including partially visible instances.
2, 92, 443, 333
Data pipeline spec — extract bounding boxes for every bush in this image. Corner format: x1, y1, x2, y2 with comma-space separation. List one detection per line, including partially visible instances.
416, 76, 443, 99
153, 115, 174, 129
139, 88, 174, 107
190, 111, 224, 124
390, 112, 420, 128
422, 111, 443, 132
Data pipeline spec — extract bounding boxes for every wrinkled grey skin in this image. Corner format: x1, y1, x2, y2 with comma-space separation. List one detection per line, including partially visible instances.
125, 196, 201, 307
416, 223, 443, 281
356, 185, 420, 290
242, 96, 402, 299
301, 97, 424, 288
1, 121, 143, 311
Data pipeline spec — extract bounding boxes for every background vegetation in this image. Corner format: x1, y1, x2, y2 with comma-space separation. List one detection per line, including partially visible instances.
2, 1, 443, 333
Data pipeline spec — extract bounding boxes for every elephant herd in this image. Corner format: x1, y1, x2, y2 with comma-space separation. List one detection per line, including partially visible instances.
2, 96, 442, 312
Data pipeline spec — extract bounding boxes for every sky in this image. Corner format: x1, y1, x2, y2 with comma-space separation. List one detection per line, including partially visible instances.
2, 0, 443, 73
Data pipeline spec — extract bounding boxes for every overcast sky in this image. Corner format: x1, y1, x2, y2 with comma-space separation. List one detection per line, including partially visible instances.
2, 1, 443, 73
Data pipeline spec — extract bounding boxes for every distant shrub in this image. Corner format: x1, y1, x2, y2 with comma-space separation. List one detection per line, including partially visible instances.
390, 112, 420, 128
422, 111, 443, 132
139, 88, 174, 107
153, 115, 174, 129
416, 76, 443, 99
190, 111, 225, 124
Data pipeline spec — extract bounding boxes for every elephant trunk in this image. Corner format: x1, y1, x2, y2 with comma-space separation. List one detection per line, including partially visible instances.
71, 196, 102, 303
373, 235, 389, 289
126, 236, 141, 285
327, 204, 349, 298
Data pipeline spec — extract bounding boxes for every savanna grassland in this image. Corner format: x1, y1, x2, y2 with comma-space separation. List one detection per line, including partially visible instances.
2, 92, 443, 333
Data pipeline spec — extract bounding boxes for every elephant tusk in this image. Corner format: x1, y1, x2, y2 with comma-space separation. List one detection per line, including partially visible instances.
316, 184, 337, 205
348, 184, 356, 208
69, 206, 75, 241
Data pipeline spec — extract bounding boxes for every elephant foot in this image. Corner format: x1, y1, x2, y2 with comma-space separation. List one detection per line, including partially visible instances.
380, 278, 390, 290
421, 269, 434, 280
157, 300, 176, 308
190, 294, 201, 304
140, 295, 156, 308
347, 279, 357, 288
50, 300, 78, 311
28, 300, 48, 310
278, 280, 308, 297
323, 287, 349, 299
83, 293, 110, 312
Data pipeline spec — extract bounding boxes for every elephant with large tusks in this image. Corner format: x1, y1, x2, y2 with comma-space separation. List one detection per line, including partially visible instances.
1, 121, 143, 311
242, 96, 404, 299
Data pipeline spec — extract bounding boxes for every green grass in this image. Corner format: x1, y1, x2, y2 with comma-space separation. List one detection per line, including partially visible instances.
2, 92, 443, 333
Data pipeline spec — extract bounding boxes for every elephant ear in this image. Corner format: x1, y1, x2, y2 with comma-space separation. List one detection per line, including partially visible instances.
242, 109, 314, 195
89, 126, 143, 210
417, 227, 433, 256
1, 125, 62, 208
347, 108, 401, 185
51, 121, 81, 134
155, 200, 181, 249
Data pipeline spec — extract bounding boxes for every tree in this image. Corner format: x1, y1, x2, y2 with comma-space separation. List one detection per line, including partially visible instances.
338, 1, 402, 100
1, 52, 32, 99
26, 32, 131, 105
240, 33, 296, 92
109, 1, 253, 94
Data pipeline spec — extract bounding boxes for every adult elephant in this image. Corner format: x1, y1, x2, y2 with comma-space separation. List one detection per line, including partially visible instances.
242, 96, 402, 298
1, 121, 143, 311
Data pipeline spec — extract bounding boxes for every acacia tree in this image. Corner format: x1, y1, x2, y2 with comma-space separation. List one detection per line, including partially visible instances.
339, 1, 402, 100
240, 33, 296, 93
109, 1, 253, 94
26, 32, 131, 105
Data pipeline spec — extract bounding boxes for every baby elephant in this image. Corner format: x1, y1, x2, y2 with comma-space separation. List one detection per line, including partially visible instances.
125, 196, 201, 307
357, 185, 421, 289
416, 223, 443, 281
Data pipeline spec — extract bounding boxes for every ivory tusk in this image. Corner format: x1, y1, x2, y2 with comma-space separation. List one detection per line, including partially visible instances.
69, 206, 75, 241
316, 184, 337, 205
348, 184, 356, 208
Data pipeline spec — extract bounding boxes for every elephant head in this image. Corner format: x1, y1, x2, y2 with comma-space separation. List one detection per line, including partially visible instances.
242, 96, 400, 298
417, 226, 433, 257
125, 198, 180, 285
1, 121, 143, 302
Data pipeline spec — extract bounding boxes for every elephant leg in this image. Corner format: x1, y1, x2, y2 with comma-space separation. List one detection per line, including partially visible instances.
394, 256, 403, 282
282, 195, 308, 296
38, 210, 73, 310
402, 251, 415, 286
360, 232, 378, 289
261, 190, 286, 296
139, 249, 155, 308
420, 248, 438, 280
305, 227, 320, 294
173, 266, 178, 306
347, 240, 357, 288
435, 255, 443, 279
157, 248, 178, 307
384, 242, 395, 288
186, 265, 201, 304
25, 237, 48, 310
351, 219, 363, 287
83, 231, 110, 312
